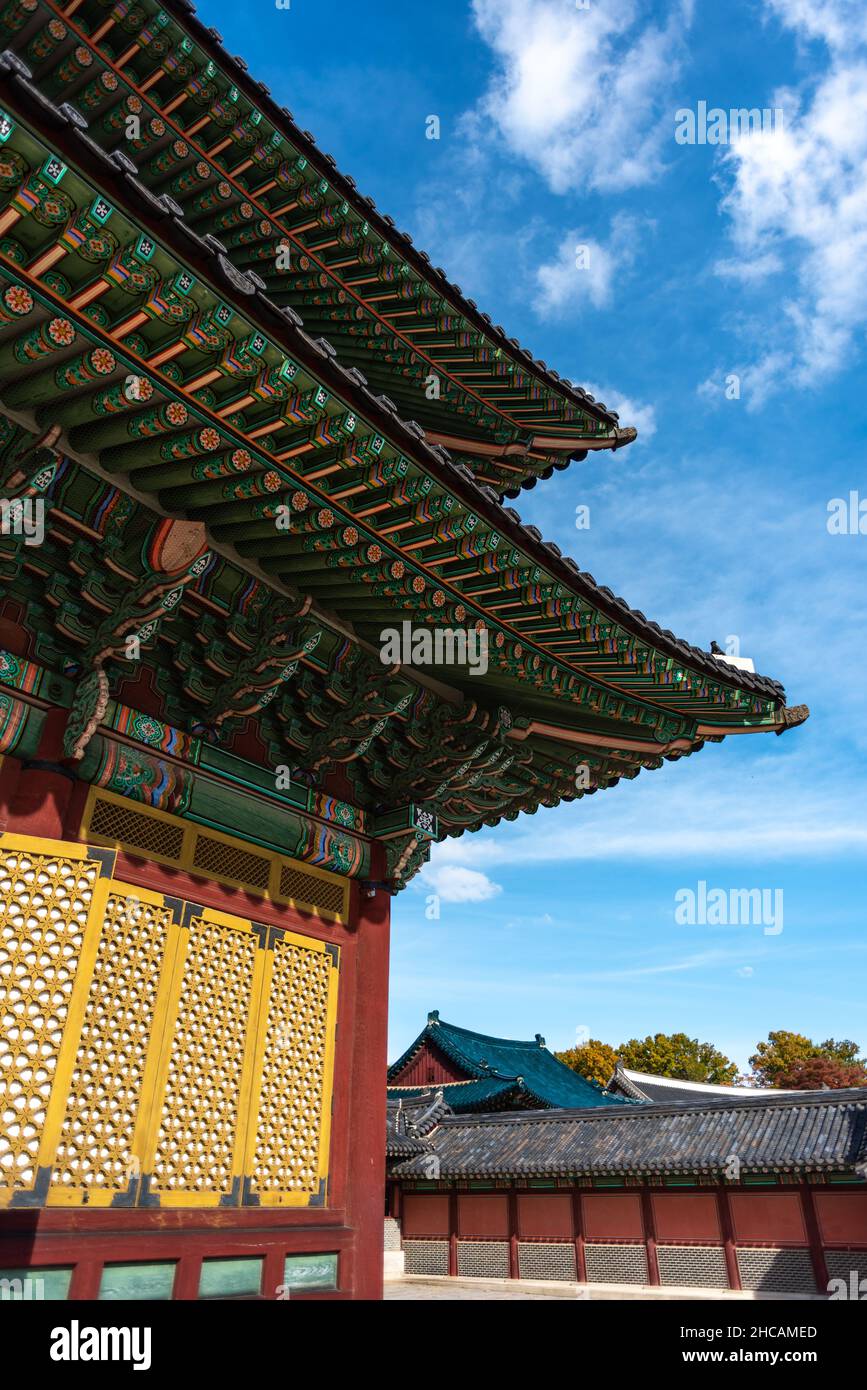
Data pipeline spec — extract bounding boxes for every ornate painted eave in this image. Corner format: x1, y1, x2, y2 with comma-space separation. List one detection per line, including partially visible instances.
0, 0, 632, 496
0, 8, 807, 892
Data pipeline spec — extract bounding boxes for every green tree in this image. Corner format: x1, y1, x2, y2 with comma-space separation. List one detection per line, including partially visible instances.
749, 1030, 817, 1086
555, 1039, 618, 1087
818, 1038, 862, 1066
750, 1031, 865, 1087
617, 1032, 737, 1084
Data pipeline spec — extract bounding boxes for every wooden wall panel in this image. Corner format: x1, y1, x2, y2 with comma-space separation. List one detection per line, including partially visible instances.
729, 1193, 807, 1245
582, 1193, 644, 1241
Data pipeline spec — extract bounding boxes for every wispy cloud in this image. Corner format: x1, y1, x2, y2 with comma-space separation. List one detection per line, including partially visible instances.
470, 0, 693, 193
426, 756, 867, 870
533, 214, 650, 316
419, 864, 503, 902
580, 382, 657, 443
708, 2, 867, 402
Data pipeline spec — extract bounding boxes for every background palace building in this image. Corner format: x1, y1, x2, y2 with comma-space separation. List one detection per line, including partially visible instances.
0, 0, 817, 1300
386, 1015, 867, 1296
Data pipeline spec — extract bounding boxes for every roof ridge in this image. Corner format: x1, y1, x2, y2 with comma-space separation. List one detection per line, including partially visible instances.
430, 1087, 867, 1126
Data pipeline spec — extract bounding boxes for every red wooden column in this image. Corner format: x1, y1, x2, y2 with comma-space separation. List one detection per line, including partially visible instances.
640, 1187, 660, 1286
800, 1182, 830, 1295
572, 1189, 587, 1284
344, 863, 391, 1301
448, 1190, 458, 1276
508, 1190, 519, 1280
0, 751, 21, 831
716, 1185, 742, 1290
5, 707, 75, 838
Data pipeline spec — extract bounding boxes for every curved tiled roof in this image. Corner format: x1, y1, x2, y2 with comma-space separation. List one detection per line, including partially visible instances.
386, 1089, 450, 1158
161, 1, 628, 472
608, 1063, 802, 1106
0, 55, 800, 726
388, 1013, 628, 1110
391, 1088, 867, 1180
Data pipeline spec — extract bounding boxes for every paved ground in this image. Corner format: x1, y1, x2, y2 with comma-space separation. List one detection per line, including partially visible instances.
384, 1275, 821, 1302
385, 1278, 570, 1300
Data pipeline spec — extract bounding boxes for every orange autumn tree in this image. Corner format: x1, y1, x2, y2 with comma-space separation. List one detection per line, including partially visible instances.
554, 1039, 619, 1087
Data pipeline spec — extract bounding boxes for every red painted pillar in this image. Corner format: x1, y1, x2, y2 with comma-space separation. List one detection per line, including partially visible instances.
173, 1256, 203, 1301
448, 1190, 458, 1276
6, 707, 75, 838
572, 1189, 587, 1284
800, 1182, 830, 1295
641, 1187, 660, 1286
0, 752, 21, 830
717, 1185, 742, 1290
344, 865, 390, 1300
508, 1189, 519, 1280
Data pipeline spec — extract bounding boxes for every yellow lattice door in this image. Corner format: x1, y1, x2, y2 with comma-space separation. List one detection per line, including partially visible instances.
1, 833, 340, 1211
244, 929, 339, 1207
0, 839, 106, 1206
141, 909, 265, 1207
45, 885, 181, 1207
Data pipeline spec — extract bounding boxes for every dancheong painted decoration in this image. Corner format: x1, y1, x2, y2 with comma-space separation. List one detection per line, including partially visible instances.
0, 0, 806, 1301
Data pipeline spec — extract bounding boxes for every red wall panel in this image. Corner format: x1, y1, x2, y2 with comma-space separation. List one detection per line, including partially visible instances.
729, 1193, 806, 1245
390, 1040, 467, 1087
401, 1194, 451, 1237
517, 1194, 573, 1239
814, 1192, 867, 1247
651, 1193, 721, 1243
582, 1193, 644, 1241
457, 1194, 509, 1238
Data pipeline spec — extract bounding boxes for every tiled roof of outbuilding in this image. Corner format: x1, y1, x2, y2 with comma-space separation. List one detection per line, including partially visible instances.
388, 1013, 628, 1110
390, 1088, 867, 1180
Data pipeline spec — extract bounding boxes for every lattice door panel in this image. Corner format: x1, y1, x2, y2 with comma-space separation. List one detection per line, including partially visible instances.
243, 928, 339, 1206
46, 885, 181, 1207
1, 834, 340, 1211
0, 838, 107, 1206
142, 909, 265, 1208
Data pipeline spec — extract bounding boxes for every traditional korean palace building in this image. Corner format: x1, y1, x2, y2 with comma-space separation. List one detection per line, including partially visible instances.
0, 0, 808, 1300
386, 1020, 867, 1296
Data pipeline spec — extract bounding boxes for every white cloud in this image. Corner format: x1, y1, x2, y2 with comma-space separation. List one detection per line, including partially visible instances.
424, 751, 867, 871
713, 252, 784, 282
764, 0, 867, 50
712, 5, 867, 400
470, 0, 692, 193
420, 864, 502, 903
534, 214, 649, 316
581, 382, 657, 443
736, 966, 755, 978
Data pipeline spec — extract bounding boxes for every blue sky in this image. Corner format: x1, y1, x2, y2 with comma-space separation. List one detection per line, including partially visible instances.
207, 0, 867, 1072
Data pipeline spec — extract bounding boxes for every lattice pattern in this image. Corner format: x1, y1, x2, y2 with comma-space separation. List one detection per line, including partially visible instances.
279, 866, 345, 916
657, 1245, 729, 1288
736, 1247, 817, 1294
192, 835, 271, 890
0, 848, 99, 1194
149, 915, 257, 1197
89, 797, 184, 860
584, 1243, 648, 1284
248, 934, 333, 1196
825, 1250, 867, 1293
456, 1240, 510, 1279
518, 1242, 576, 1281
50, 891, 173, 1194
404, 1240, 449, 1276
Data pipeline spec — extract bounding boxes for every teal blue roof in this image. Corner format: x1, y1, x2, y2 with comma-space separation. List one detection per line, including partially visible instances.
387, 1013, 630, 1110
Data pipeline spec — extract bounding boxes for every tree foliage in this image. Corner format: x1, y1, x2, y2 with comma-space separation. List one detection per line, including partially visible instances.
554, 1039, 618, 1087
775, 1055, 867, 1090
749, 1031, 865, 1087
616, 1032, 737, 1084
